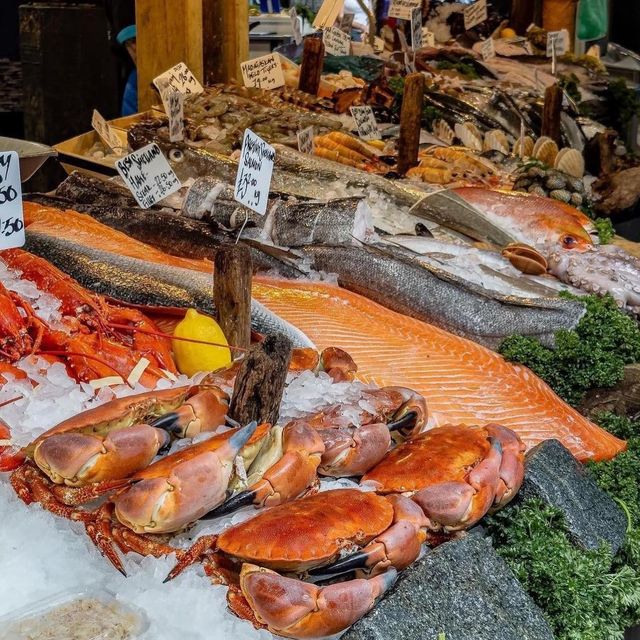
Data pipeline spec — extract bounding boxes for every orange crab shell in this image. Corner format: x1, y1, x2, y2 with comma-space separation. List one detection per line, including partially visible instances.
216, 489, 394, 572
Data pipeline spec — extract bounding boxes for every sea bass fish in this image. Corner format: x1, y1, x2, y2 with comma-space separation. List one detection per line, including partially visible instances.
22, 203, 624, 461
22, 231, 314, 349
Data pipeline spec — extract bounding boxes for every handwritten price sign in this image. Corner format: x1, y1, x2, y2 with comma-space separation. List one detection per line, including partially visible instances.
153, 62, 203, 96
241, 54, 285, 90
350, 106, 381, 141
388, 0, 421, 21
464, 0, 488, 30
234, 130, 276, 216
323, 26, 351, 56
0, 152, 25, 249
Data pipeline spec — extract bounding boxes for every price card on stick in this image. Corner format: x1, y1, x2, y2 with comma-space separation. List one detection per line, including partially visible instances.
480, 37, 496, 61
464, 0, 488, 31
234, 130, 275, 216
159, 89, 185, 143
241, 54, 285, 89
116, 144, 181, 209
297, 126, 315, 154
290, 7, 303, 45
411, 8, 423, 50
91, 110, 121, 151
153, 62, 203, 96
313, 0, 345, 29
323, 26, 351, 56
546, 30, 569, 57
0, 152, 25, 249
388, 0, 421, 21
350, 106, 381, 141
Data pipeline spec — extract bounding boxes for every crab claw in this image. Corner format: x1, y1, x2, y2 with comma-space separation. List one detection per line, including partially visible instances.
319, 347, 358, 382
485, 423, 525, 510
237, 563, 397, 639
0, 420, 24, 471
150, 388, 229, 437
385, 387, 427, 438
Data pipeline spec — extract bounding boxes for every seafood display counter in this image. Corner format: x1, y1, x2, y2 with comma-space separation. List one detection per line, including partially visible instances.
3, 6, 640, 640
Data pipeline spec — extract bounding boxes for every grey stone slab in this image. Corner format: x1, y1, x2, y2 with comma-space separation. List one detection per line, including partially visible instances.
342, 532, 554, 640
518, 439, 627, 554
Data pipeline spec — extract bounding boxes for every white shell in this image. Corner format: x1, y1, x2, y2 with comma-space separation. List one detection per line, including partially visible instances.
533, 136, 559, 166
513, 135, 534, 157
432, 119, 455, 146
455, 122, 483, 152
483, 129, 510, 154
555, 147, 585, 178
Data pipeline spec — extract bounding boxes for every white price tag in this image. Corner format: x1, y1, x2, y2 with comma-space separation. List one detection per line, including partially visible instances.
546, 29, 569, 57
350, 106, 381, 141
0, 152, 25, 250
297, 126, 315, 154
411, 8, 423, 50
290, 7, 303, 45
323, 26, 351, 56
241, 53, 285, 90
115, 143, 181, 209
464, 0, 488, 30
91, 110, 121, 152
422, 28, 435, 47
160, 89, 185, 143
313, 0, 346, 28
234, 130, 275, 216
480, 37, 496, 61
388, 0, 421, 21
153, 62, 203, 96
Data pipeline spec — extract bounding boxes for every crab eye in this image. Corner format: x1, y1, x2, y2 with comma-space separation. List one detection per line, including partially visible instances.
562, 235, 578, 248
168, 148, 184, 162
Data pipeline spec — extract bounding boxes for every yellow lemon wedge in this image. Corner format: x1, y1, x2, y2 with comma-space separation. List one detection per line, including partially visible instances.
172, 309, 232, 376
501, 27, 517, 39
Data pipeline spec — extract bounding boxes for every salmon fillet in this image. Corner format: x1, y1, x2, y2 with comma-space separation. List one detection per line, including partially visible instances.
23, 203, 626, 461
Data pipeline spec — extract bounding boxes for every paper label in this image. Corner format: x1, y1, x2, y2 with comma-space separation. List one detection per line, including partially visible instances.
290, 7, 303, 45
153, 62, 203, 96
464, 0, 488, 30
388, 0, 421, 21
480, 37, 496, 61
350, 106, 381, 141
91, 110, 121, 151
115, 143, 181, 209
234, 130, 275, 216
411, 8, 423, 50
297, 126, 315, 154
0, 152, 25, 250
159, 89, 185, 143
323, 26, 351, 56
422, 28, 435, 47
313, 0, 346, 28
340, 12, 355, 33
546, 29, 569, 57
241, 53, 285, 90
373, 36, 385, 53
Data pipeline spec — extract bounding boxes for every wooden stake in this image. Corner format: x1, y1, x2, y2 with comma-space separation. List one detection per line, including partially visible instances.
298, 37, 325, 96
229, 334, 293, 426
213, 244, 252, 351
397, 72, 425, 175
541, 83, 563, 145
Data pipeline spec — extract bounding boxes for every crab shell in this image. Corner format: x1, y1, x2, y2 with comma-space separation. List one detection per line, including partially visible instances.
362, 423, 525, 531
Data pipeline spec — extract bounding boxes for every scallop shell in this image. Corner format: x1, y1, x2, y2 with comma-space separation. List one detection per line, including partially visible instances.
483, 130, 510, 154
533, 136, 559, 166
513, 135, 534, 157
432, 119, 455, 146
454, 122, 483, 152
554, 147, 585, 178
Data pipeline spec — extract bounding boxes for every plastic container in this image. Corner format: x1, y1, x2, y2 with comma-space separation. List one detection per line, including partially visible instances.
0, 587, 149, 640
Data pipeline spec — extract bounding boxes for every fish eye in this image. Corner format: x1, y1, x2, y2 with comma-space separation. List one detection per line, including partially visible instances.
169, 148, 184, 162
561, 235, 578, 248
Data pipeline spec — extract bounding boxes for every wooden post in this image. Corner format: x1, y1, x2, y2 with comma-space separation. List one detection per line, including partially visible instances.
298, 37, 325, 96
397, 72, 425, 175
229, 334, 293, 426
541, 83, 563, 145
136, 0, 249, 110
213, 244, 252, 351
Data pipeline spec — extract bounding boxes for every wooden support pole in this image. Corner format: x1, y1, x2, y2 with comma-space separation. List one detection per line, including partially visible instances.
397, 72, 425, 175
541, 83, 563, 146
213, 244, 252, 351
229, 334, 293, 426
298, 37, 325, 96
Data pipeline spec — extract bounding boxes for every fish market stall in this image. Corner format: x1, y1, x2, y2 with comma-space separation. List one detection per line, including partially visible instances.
3, 1, 640, 639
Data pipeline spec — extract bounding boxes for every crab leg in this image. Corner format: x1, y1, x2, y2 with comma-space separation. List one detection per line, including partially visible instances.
235, 564, 397, 639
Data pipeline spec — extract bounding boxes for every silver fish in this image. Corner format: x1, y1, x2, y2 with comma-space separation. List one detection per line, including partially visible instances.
23, 231, 315, 349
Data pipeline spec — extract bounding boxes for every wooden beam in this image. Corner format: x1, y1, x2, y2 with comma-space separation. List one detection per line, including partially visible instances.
397, 73, 425, 175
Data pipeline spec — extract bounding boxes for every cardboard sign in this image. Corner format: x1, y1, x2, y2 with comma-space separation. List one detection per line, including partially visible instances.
388, 0, 421, 21
153, 62, 203, 96
350, 106, 381, 141
0, 152, 25, 250
323, 26, 351, 56
91, 110, 121, 151
162, 89, 185, 143
297, 126, 315, 154
546, 29, 569, 57
313, 0, 346, 29
480, 37, 496, 61
290, 7, 303, 45
411, 8, 423, 50
340, 12, 355, 33
422, 28, 435, 47
116, 143, 181, 209
234, 130, 275, 216
241, 53, 285, 90
464, 0, 488, 30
